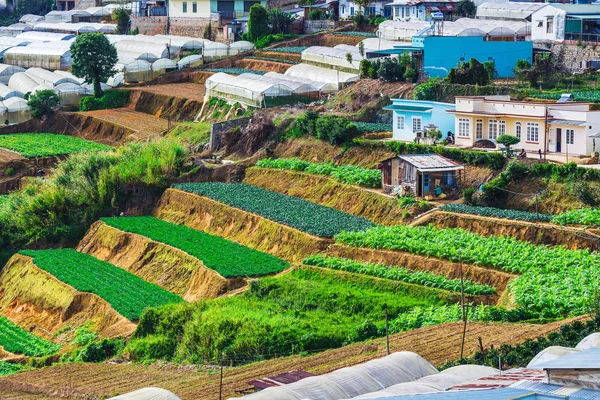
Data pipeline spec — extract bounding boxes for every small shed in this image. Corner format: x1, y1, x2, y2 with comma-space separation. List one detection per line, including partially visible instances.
536, 347, 600, 389
380, 154, 464, 197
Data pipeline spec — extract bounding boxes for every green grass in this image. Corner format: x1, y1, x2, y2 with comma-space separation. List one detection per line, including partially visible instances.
102, 216, 289, 277
127, 266, 446, 363
168, 122, 212, 145
0, 360, 26, 376
173, 182, 376, 237
0, 316, 60, 356
0, 133, 112, 158
20, 249, 184, 321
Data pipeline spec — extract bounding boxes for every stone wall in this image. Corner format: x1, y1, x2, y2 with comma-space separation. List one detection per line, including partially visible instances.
304, 20, 337, 34
131, 16, 167, 35
131, 16, 222, 40
549, 41, 600, 73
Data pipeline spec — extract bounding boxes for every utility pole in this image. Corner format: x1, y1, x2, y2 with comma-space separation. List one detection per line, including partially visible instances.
385, 307, 390, 355
535, 192, 539, 222
219, 355, 224, 400
459, 250, 467, 360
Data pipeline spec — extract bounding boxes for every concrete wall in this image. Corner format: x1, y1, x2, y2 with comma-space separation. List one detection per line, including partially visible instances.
131, 16, 167, 35
422, 36, 533, 78
304, 20, 337, 33
551, 42, 600, 73
170, 0, 211, 18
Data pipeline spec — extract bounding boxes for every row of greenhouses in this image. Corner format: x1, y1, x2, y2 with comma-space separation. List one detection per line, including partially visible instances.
122, 55, 203, 83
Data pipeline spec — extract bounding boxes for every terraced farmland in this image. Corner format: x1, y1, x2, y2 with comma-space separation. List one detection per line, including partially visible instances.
0, 316, 60, 356
173, 182, 375, 237
20, 249, 183, 321
102, 216, 289, 277
0, 361, 25, 376
0, 133, 112, 158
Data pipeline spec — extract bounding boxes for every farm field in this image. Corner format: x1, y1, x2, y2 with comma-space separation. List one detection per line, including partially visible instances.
0, 361, 25, 377
173, 182, 375, 237
0, 134, 112, 158
77, 108, 170, 136
20, 249, 183, 321
131, 83, 206, 101
0, 317, 583, 400
0, 316, 60, 357
101, 216, 289, 277
0, 148, 24, 162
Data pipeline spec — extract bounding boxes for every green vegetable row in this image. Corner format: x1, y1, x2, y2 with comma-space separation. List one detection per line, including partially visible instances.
245, 56, 298, 65
0, 316, 60, 357
553, 208, 600, 226
204, 68, 267, 75
303, 254, 496, 295
267, 46, 309, 54
102, 216, 289, 278
173, 182, 375, 237
21, 249, 184, 321
354, 122, 393, 133
0, 133, 112, 158
255, 158, 381, 188
0, 360, 26, 376
439, 204, 553, 223
335, 224, 600, 316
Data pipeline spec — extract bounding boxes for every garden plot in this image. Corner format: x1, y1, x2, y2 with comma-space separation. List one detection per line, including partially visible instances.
0, 316, 60, 357
0, 133, 111, 158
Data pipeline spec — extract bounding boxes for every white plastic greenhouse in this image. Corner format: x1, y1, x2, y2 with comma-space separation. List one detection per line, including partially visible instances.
206, 72, 295, 108
0, 23, 33, 37
4, 42, 72, 70
229, 40, 255, 55
19, 14, 44, 24
577, 332, 600, 350
527, 346, 581, 368
45, 10, 91, 22
16, 31, 75, 42
238, 73, 318, 95
177, 54, 203, 69
26, 67, 79, 86
0, 63, 24, 84
116, 40, 179, 64
155, 34, 205, 51
301, 46, 363, 72
152, 58, 177, 76
476, 2, 546, 21
86, 6, 115, 17
55, 82, 87, 106
358, 37, 406, 51
32, 22, 117, 34
284, 63, 359, 87
3, 96, 31, 124
82, 82, 112, 94
264, 71, 338, 93
31, 83, 54, 95
54, 70, 85, 85
108, 387, 182, 400
107, 72, 124, 87
0, 83, 22, 99
378, 20, 429, 41
123, 60, 153, 83
105, 34, 131, 45
203, 41, 230, 61
8, 72, 38, 94
231, 352, 438, 400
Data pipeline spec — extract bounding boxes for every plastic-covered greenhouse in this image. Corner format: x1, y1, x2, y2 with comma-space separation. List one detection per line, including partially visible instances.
577, 332, 600, 350
0, 23, 33, 37
107, 72, 124, 87
155, 34, 205, 51
238, 73, 318, 95
82, 82, 112, 94
358, 37, 406, 51
476, 2, 546, 21
123, 60, 153, 84
206, 72, 297, 108
4, 42, 72, 70
16, 31, 75, 42
0, 63, 24, 84
231, 352, 439, 400
45, 10, 91, 22
8, 72, 38, 94
301, 45, 363, 73
0, 83, 22, 99
54, 70, 85, 85
32, 22, 117, 34
19, 14, 44, 24
152, 58, 177, 77
378, 20, 430, 41
284, 63, 359, 88
86, 6, 115, 17
229, 40, 255, 55
527, 346, 580, 368
3, 97, 31, 124
203, 41, 230, 61
178, 54, 203, 69
55, 82, 87, 106
108, 387, 182, 400
116, 40, 179, 64
26, 67, 79, 86
264, 72, 338, 93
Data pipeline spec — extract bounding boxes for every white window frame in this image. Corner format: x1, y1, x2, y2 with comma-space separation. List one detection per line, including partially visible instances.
458, 118, 470, 138
475, 119, 483, 140
412, 117, 422, 133
499, 120, 506, 136
515, 122, 522, 140
488, 119, 498, 140
396, 115, 405, 130
566, 128, 575, 145
526, 122, 539, 143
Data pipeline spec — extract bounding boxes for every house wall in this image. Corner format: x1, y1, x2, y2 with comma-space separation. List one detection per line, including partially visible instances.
421, 36, 533, 78
339, 0, 388, 19
170, 0, 211, 18
390, 99, 455, 142
531, 6, 566, 42
391, 4, 426, 20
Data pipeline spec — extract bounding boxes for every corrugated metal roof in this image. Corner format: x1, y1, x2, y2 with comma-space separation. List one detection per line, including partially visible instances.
552, 4, 600, 14
571, 388, 600, 400
547, 119, 586, 126
250, 370, 314, 390
536, 348, 600, 370
399, 154, 463, 170
383, 104, 433, 112
450, 369, 547, 391
512, 382, 564, 394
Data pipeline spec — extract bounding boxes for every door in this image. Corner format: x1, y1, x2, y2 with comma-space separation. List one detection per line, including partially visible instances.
217, 1, 235, 18
423, 173, 430, 193
556, 128, 562, 153
382, 160, 391, 186
417, 174, 423, 197
244, 1, 259, 12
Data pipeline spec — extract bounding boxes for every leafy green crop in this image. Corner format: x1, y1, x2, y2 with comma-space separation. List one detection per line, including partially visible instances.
255, 158, 381, 188
0, 360, 26, 376
440, 204, 553, 223
0, 316, 60, 356
267, 47, 309, 54
354, 122, 393, 133
333, 31, 377, 37
553, 208, 600, 226
0, 133, 112, 158
173, 182, 375, 237
303, 254, 495, 295
527, 91, 600, 102
336, 224, 600, 316
245, 56, 298, 65
205, 68, 267, 75
102, 216, 289, 277
20, 249, 184, 321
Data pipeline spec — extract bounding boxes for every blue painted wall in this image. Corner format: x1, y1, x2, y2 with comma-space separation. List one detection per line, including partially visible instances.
419, 36, 532, 78
387, 99, 455, 142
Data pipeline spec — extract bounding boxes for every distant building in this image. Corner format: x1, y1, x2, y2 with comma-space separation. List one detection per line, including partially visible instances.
448, 95, 600, 156
384, 98, 455, 142
530, 3, 600, 43
169, 0, 265, 19
476, 2, 547, 22
386, 0, 456, 21
339, 0, 390, 19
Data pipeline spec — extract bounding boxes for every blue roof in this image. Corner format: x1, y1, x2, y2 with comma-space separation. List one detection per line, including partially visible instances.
572, 388, 600, 400
535, 348, 600, 370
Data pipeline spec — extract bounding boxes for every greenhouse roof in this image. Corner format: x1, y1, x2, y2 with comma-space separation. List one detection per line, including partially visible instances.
527, 346, 580, 368
19, 14, 44, 23
238, 72, 318, 93
284, 63, 359, 84
379, 18, 530, 39
476, 2, 547, 20
107, 387, 182, 400
535, 347, 600, 369
4, 96, 30, 111
16, 31, 75, 41
154, 34, 205, 49
264, 71, 338, 92
552, 4, 600, 14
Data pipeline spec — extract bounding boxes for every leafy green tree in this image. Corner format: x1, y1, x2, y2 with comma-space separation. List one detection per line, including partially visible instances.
496, 134, 520, 154
456, 0, 475, 16
268, 8, 294, 34
447, 58, 490, 85
358, 41, 365, 58
346, 52, 353, 67
16, 0, 53, 15
248, 4, 270, 42
308, 8, 325, 20
203, 22, 214, 40
513, 59, 531, 85
70, 33, 117, 98
112, 8, 130, 34
27, 89, 60, 119
359, 59, 371, 78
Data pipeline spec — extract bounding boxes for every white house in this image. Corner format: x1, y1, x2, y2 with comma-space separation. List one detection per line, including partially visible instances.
530, 4, 600, 43
448, 95, 600, 156
339, 0, 391, 19
386, 0, 456, 21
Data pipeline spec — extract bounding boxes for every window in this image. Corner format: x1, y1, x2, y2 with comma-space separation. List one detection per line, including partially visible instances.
341, 5, 345, 13
475, 119, 483, 139
350, 6, 354, 15
515, 122, 522, 140
499, 120, 506, 136
192, 1, 197, 12
488, 120, 498, 140
412, 117, 422, 133
546, 17, 553, 34
458, 118, 470, 138
566, 129, 574, 145
526, 122, 539, 142
396, 115, 405, 130
423, 174, 430, 190
537, 20, 543, 28
182, 1, 187, 12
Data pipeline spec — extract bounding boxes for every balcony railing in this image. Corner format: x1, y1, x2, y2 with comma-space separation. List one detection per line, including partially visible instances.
565, 32, 600, 43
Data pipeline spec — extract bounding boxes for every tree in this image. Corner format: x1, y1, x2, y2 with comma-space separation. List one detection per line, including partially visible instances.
456, 0, 475, 17
447, 58, 490, 85
513, 59, 531, 85
112, 8, 130, 34
354, 0, 371, 15
358, 41, 365, 58
346, 52, 353, 67
426, 127, 442, 145
268, 8, 294, 34
248, 4, 270, 42
308, 8, 324, 20
496, 134, 520, 154
70, 33, 117, 98
203, 22, 214, 40
16, 0, 53, 15
27, 89, 59, 119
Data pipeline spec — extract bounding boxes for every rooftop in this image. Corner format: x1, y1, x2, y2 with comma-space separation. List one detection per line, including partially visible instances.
535, 348, 600, 370
398, 154, 464, 170
249, 370, 314, 390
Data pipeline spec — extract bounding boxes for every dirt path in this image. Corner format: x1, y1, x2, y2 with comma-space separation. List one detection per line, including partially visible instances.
131, 83, 206, 101
0, 317, 584, 400
0, 148, 24, 163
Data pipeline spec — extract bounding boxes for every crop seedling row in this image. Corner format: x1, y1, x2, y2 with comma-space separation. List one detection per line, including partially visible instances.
0, 133, 112, 158
0, 316, 60, 356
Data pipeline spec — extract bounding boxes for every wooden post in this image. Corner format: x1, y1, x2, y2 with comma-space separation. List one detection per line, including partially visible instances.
459, 251, 467, 360
219, 356, 224, 400
385, 307, 390, 355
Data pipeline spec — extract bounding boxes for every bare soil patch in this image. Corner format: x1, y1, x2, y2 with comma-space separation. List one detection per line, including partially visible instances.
75, 108, 169, 139
131, 83, 206, 101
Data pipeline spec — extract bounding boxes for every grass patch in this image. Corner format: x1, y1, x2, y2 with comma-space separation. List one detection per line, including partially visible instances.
0, 360, 26, 376
102, 216, 289, 277
0, 316, 60, 356
168, 122, 212, 146
0, 133, 112, 158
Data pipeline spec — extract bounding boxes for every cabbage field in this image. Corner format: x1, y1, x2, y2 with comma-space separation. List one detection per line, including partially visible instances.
336, 225, 600, 316
0, 316, 60, 356
267, 47, 309, 54
553, 208, 600, 226
102, 216, 289, 277
0, 133, 112, 158
20, 249, 183, 321
439, 204, 553, 223
173, 182, 375, 237
0, 360, 26, 376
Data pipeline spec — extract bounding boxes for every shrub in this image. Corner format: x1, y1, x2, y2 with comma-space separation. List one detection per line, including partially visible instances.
4, 167, 14, 177
308, 8, 325, 20
569, 180, 600, 207
288, 111, 360, 145
27, 89, 60, 119
360, 59, 371, 78
79, 90, 130, 111
496, 134, 520, 153
462, 187, 475, 205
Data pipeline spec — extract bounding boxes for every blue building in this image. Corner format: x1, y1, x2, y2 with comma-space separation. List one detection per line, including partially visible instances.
384, 99, 455, 142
